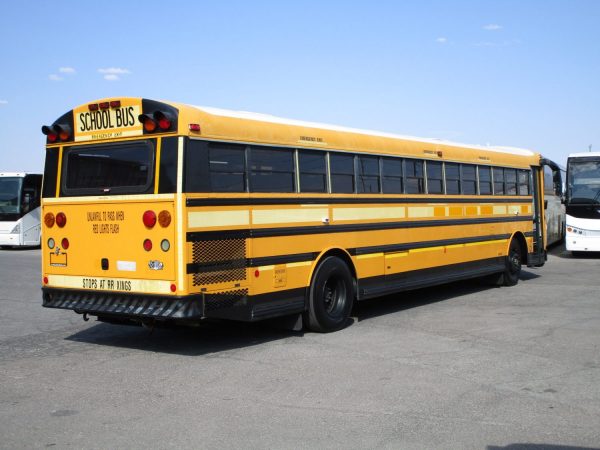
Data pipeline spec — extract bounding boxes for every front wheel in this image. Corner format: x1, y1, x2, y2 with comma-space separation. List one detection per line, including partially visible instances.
304, 256, 354, 332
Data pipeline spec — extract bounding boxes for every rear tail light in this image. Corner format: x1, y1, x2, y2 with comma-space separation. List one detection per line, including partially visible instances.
138, 114, 157, 132
42, 124, 71, 142
55, 212, 67, 228
154, 111, 173, 130
61, 238, 70, 250
41, 125, 58, 143
44, 212, 55, 228
158, 210, 171, 227
143, 210, 156, 228
55, 124, 71, 141
138, 110, 174, 133
143, 239, 153, 252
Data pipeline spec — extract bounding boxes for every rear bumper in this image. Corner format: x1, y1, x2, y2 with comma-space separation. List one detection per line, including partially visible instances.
42, 287, 305, 322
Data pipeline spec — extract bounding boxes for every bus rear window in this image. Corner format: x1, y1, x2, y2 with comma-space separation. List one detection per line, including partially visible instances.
62, 140, 155, 195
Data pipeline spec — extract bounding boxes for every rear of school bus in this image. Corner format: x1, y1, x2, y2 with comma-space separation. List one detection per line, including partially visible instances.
41, 98, 193, 323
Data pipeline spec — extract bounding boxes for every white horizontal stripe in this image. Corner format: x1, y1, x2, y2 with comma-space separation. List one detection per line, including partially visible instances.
188, 210, 250, 228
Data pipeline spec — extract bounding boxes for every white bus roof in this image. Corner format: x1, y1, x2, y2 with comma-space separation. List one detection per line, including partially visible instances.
568, 152, 600, 158
190, 105, 536, 157
0, 172, 29, 177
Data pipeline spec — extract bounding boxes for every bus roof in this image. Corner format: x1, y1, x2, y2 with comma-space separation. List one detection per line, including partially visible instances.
0, 172, 37, 177
568, 152, 600, 158
190, 105, 536, 157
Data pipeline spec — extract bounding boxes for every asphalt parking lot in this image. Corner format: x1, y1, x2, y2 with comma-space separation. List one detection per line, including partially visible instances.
1, 246, 599, 449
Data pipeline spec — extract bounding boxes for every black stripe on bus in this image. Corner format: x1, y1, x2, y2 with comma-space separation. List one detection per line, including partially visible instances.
186, 252, 318, 275
347, 233, 512, 256
186, 196, 532, 207
187, 215, 533, 242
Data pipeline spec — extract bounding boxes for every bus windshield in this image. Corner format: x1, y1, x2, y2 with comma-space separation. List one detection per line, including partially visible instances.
0, 177, 22, 217
567, 158, 600, 204
61, 140, 155, 196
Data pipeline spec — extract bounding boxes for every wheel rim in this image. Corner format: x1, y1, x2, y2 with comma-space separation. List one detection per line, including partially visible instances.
509, 247, 521, 274
321, 275, 347, 316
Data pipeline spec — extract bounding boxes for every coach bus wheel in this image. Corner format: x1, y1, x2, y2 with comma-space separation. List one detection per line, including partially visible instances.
304, 256, 354, 333
502, 238, 522, 286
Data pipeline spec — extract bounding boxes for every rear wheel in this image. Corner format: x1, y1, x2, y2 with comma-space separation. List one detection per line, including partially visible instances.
304, 256, 354, 332
502, 238, 522, 286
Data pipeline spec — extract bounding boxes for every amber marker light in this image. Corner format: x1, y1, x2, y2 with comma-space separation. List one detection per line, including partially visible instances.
158, 210, 171, 227
44, 212, 55, 228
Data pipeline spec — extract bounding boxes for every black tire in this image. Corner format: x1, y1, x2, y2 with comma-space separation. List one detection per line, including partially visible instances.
304, 256, 354, 332
501, 238, 522, 286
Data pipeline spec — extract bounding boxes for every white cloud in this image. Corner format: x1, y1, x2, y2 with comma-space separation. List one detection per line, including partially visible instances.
0, 100, 8, 105
48, 74, 63, 81
59, 67, 76, 74
483, 24, 502, 31
436, 37, 448, 44
98, 67, 132, 81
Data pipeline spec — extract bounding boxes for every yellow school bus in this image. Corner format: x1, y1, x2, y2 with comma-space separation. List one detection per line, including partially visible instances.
41, 97, 548, 332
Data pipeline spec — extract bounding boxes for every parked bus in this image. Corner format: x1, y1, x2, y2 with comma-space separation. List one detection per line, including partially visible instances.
565, 152, 600, 254
542, 159, 566, 245
40, 98, 549, 332
0, 172, 42, 248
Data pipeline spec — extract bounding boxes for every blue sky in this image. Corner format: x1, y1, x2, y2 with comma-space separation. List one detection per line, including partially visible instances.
1, 0, 599, 172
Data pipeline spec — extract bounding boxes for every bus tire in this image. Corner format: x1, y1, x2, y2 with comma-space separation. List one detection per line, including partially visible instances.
501, 238, 522, 286
304, 256, 354, 333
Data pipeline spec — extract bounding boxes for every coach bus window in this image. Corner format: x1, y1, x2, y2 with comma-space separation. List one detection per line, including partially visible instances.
445, 163, 460, 194
299, 150, 327, 193
518, 170, 530, 195
357, 155, 380, 193
478, 166, 492, 195
505, 169, 517, 195
381, 157, 403, 193
427, 161, 443, 194
405, 160, 424, 194
330, 153, 355, 193
249, 147, 295, 192
462, 164, 477, 195
493, 167, 505, 195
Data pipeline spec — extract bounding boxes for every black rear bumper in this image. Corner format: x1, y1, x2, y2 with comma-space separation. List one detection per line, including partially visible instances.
42, 287, 305, 322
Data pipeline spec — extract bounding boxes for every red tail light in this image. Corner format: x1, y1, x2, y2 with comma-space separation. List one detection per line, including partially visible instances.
55, 124, 71, 141
55, 212, 67, 228
143, 239, 153, 252
142, 210, 156, 228
61, 238, 70, 250
41, 125, 58, 143
154, 111, 173, 130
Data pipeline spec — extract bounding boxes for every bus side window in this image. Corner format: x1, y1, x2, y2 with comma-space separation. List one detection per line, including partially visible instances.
461, 164, 477, 195
405, 159, 424, 194
426, 161, 443, 194
356, 155, 380, 193
478, 166, 492, 195
381, 157, 403, 193
330, 153, 355, 193
445, 163, 460, 194
493, 167, 505, 195
298, 150, 327, 193
249, 146, 295, 193
518, 170, 530, 195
